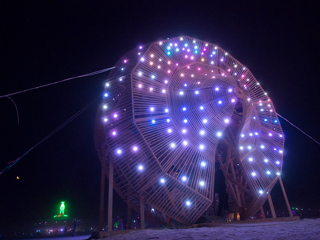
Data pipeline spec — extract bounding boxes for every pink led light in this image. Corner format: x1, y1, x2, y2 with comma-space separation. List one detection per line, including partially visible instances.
113, 113, 118, 118
124, 59, 128, 63
112, 131, 117, 136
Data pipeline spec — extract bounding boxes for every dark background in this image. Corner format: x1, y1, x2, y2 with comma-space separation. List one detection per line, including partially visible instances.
1, 0, 319, 233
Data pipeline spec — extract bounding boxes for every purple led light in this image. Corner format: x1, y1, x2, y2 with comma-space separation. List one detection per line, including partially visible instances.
116, 149, 122, 155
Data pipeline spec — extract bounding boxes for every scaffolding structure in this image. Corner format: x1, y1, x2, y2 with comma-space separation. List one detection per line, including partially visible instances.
94, 36, 291, 230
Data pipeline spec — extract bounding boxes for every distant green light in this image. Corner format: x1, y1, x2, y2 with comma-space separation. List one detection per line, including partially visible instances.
60, 201, 65, 215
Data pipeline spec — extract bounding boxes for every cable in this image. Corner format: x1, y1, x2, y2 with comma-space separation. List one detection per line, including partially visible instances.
277, 113, 320, 146
0, 97, 100, 175
5, 97, 20, 125
0, 66, 115, 98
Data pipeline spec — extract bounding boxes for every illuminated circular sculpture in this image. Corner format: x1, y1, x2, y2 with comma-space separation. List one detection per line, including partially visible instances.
95, 36, 284, 224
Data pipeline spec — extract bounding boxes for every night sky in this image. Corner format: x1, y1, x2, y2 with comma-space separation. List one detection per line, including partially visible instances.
1, 0, 319, 232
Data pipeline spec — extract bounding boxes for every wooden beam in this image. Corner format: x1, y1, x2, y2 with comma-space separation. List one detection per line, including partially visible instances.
140, 194, 145, 229
99, 154, 106, 231
108, 156, 114, 232
267, 194, 276, 218
279, 178, 293, 217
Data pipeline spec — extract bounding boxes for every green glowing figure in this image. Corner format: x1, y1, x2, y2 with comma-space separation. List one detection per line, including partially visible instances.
60, 201, 65, 215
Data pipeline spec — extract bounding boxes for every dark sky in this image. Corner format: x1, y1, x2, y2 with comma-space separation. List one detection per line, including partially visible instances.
1, 0, 319, 231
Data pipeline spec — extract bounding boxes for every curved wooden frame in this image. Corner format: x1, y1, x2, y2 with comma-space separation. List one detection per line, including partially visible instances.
95, 36, 284, 225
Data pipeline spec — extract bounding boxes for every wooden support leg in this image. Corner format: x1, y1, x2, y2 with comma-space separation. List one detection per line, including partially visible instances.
267, 194, 276, 218
127, 201, 132, 229
279, 178, 293, 217
99, 158, 106, 231
140, 194, 145, 229
108, 157, 114, 232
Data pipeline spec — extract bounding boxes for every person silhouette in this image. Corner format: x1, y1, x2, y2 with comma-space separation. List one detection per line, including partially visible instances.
72, 219, 81, 237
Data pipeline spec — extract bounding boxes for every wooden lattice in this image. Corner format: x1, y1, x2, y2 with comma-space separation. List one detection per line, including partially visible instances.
95, 36, 284, 224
